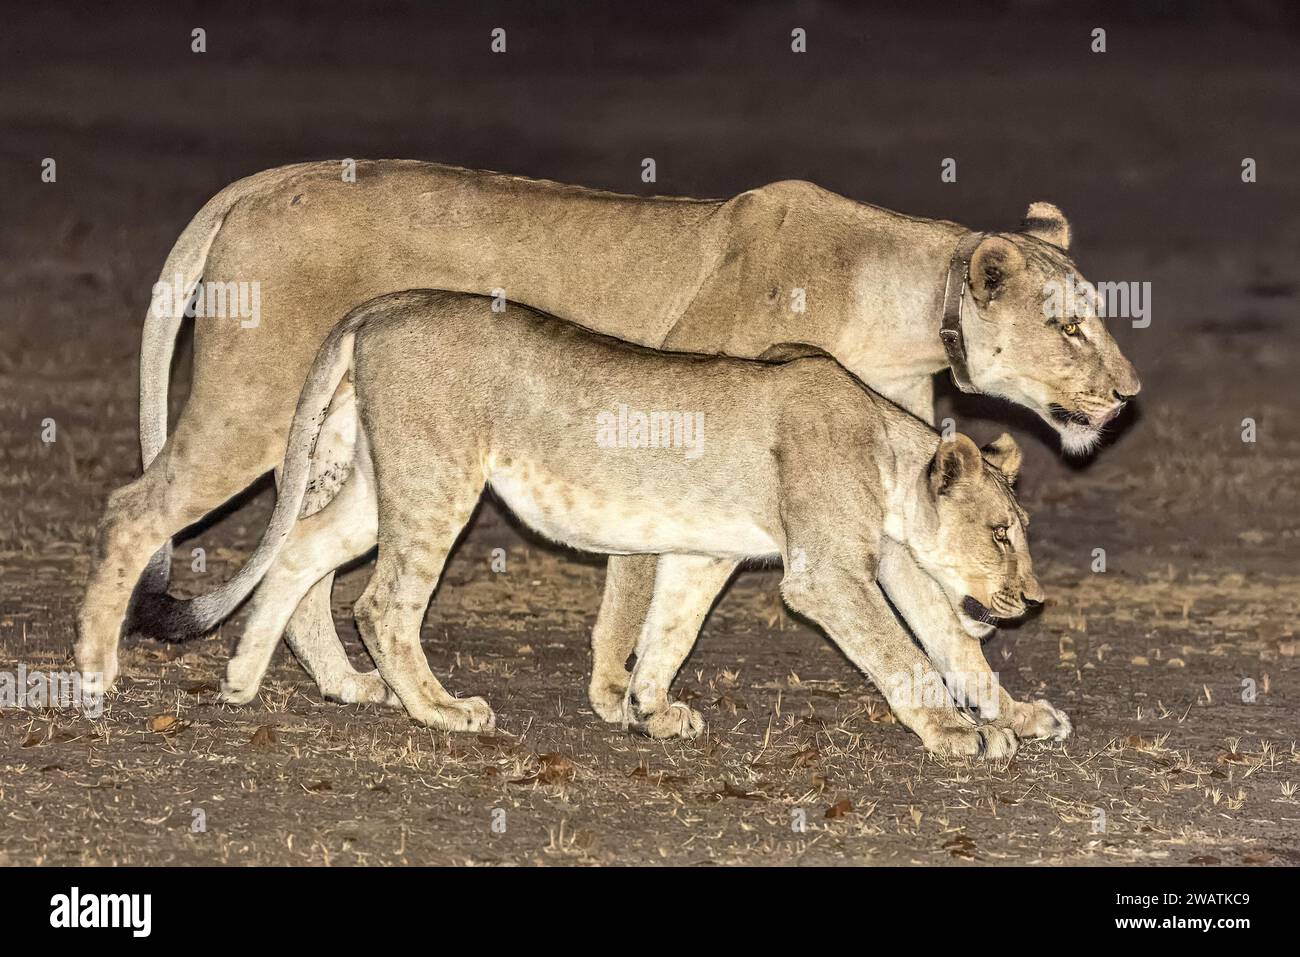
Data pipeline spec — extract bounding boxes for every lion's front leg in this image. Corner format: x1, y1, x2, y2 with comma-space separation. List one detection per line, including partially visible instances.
876, 540, 1070, 741
781, 561, 1018, 760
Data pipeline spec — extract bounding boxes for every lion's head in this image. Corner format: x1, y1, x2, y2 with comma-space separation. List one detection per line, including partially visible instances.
958, 203, 1141, 455
907, 432, 1042, 638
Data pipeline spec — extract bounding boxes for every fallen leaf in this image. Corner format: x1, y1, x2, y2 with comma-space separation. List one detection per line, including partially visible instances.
148, 714, 179, 734
789, 746, 820, 769
825, 798, 853, 819
713, 692, 748, 714
719, 779, 763, 801
943, 834, 978, 860
22, 727, 78, 747
537, 752, 576, 784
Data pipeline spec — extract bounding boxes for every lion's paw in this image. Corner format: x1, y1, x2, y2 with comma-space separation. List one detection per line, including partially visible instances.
335, 672, 401, 708
218, 679, 259, 706
637, 701, 704, 740
924, 722, 1019, 760
407, 695, 496, 733
1011, 699, 1072, 742
588, 674, 631, 724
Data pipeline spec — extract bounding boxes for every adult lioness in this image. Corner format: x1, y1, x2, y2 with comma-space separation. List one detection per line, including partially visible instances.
77, 162, 1139, 710
162, 289, 1066, 757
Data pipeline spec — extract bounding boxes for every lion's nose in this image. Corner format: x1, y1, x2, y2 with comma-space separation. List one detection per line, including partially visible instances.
1114, 363, 1142, 398
1021, 578, 1044, 606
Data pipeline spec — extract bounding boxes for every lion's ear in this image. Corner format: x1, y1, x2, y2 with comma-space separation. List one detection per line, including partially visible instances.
981, 432, 1023, 484
969, 236, 1024, 307
1020, 201, 1071, 250
929, 434, 983, 497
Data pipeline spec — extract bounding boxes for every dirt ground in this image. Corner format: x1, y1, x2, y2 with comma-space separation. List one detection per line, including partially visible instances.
1, 2, 1298, 865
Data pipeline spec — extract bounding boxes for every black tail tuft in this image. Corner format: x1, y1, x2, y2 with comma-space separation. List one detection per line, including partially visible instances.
127, 590, 215, 643
122, 543, 173, 636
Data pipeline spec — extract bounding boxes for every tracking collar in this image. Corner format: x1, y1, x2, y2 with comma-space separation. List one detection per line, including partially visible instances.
939, 231, 988, 394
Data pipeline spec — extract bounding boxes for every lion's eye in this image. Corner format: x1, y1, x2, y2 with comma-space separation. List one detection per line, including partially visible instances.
993, 526, 1009, 544
1062, 321, 1082, 337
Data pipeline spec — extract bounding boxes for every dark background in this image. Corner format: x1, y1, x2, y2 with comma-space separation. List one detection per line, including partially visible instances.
4, 1, 1298, 489
0, 1, 1297, 865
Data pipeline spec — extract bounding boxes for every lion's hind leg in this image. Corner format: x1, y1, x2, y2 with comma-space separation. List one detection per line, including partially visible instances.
77, 408, 279, 692
588, 554, 659, 723
269, 379, 396, 705
221, 433, 388, 706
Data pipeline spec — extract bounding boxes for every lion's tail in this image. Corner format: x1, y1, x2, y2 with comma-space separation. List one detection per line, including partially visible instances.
128, 164, 323, 628
129, 189, 232, 609
134, 296, 384, 641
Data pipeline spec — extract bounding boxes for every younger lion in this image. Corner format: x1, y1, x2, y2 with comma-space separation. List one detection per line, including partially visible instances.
158, 290, 1070, 756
